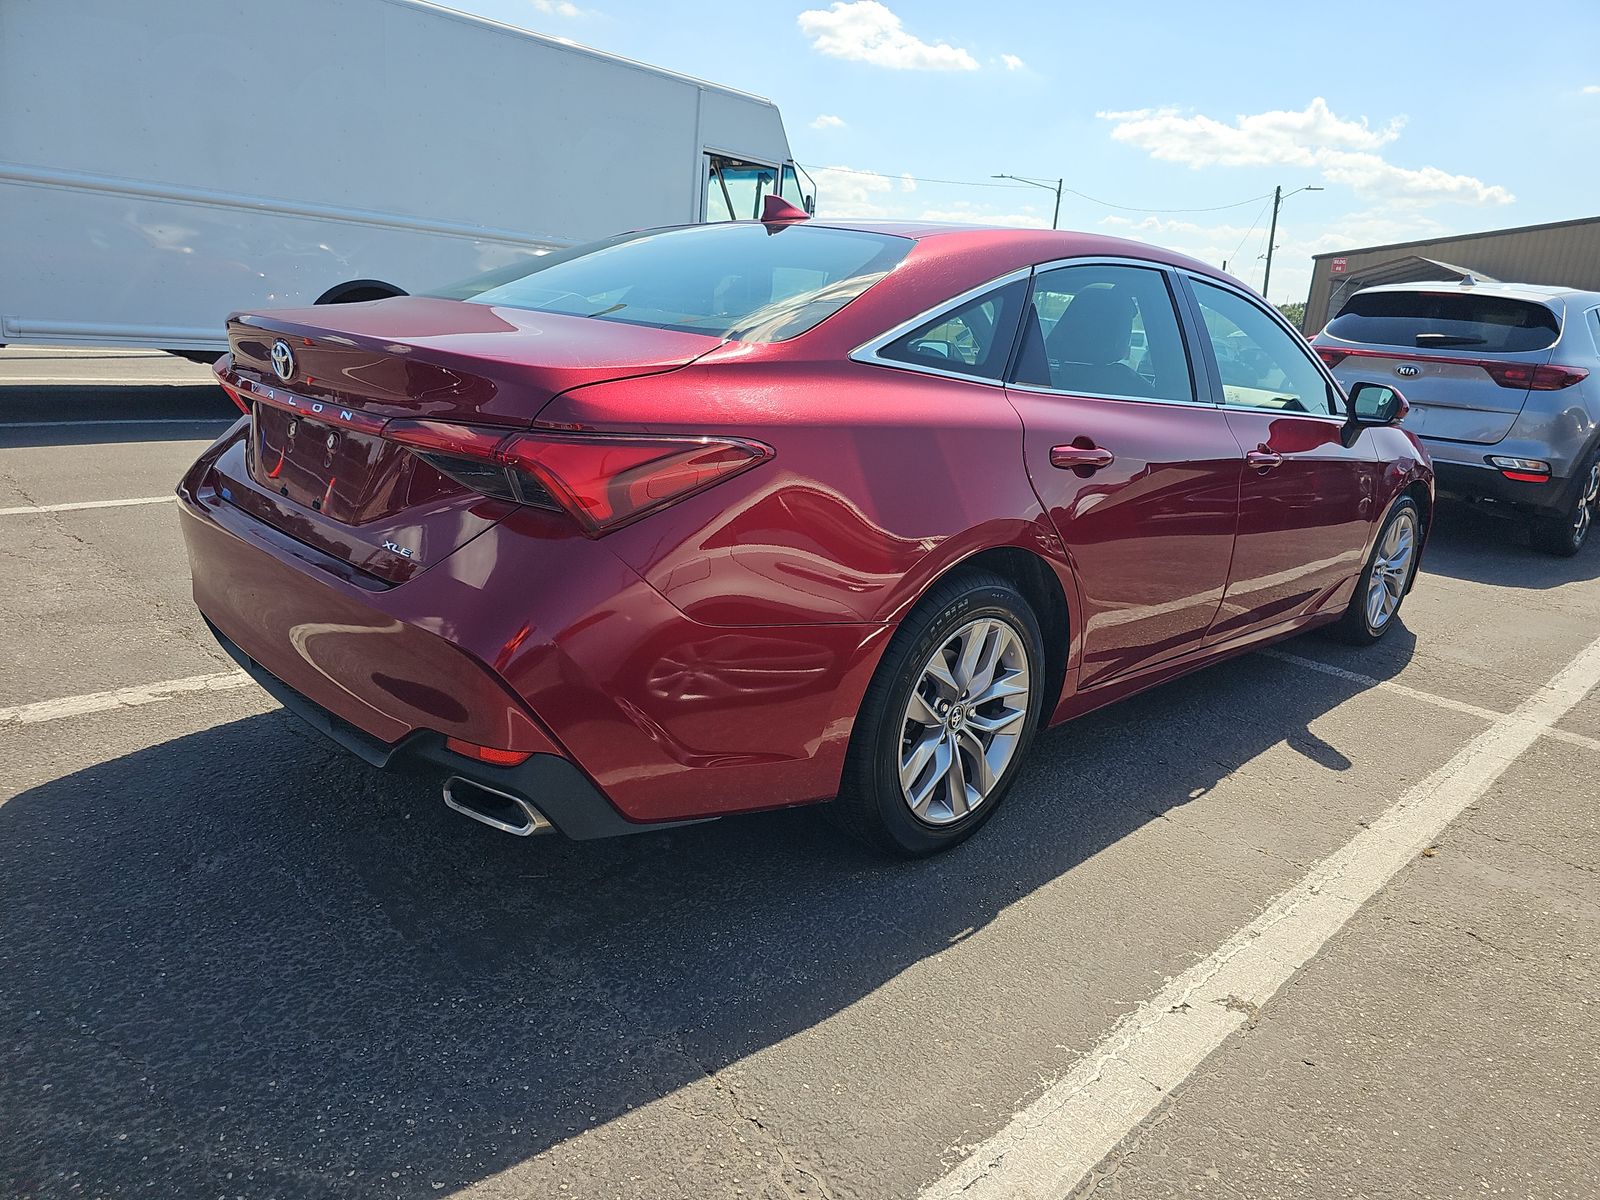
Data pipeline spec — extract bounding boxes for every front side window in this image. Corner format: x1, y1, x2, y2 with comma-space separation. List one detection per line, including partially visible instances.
878, 280, 1026, 380
1192, 280, 1337, 416
1009, 264, 1196, 403
431, 223, 911, 343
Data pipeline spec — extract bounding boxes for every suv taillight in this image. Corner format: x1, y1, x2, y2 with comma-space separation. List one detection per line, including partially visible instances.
385, 420, 774, 535
1481, 363, 1589, 391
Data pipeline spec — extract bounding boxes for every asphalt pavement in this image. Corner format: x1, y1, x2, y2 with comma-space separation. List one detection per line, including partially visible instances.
1, 346, 1595, 1199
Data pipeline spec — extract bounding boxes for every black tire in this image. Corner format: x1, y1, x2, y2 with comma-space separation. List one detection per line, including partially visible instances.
1329, 496, 1422, 645
1529, 448, 1599, 558
314, 279, 407, 305
829, 570, 1047, 857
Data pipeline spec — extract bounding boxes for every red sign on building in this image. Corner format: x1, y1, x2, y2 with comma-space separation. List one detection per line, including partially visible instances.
1331, 257, 1348, 274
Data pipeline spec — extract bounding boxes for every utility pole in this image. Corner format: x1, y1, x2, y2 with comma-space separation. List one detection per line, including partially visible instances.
1261, 184, 1323, 301
992, 175, 1063, 229
1262, 185, 1282, 300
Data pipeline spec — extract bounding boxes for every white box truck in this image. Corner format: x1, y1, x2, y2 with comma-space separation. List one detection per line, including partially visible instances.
0, 0, 812, 357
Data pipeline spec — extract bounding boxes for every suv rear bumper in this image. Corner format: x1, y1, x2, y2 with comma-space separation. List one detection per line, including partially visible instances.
1431, 455, 1586, 515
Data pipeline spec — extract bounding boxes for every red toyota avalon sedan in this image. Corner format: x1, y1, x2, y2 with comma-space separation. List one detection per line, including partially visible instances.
179, 202, 1432, 855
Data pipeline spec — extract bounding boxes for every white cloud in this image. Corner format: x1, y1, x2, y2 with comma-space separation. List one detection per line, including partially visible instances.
899, 172, 917, 192
1315, 151, 1512, 206
1098, 97, 1511, 207
797, 2, 979, 71
1098, 97, 1401, 168
1001, 54, 1025, 71
530, 0, 584, 15
1585, 85, 1600, 94
810, 114, 847, 130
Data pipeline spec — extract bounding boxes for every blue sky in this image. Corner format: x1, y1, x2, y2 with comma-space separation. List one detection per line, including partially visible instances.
461, 0, 1600, 306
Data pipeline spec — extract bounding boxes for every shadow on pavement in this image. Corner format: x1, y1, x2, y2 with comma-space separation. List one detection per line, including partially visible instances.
0, 628, 1416, 1197
0, 385, 237, 448
1421, 498, 1600, 589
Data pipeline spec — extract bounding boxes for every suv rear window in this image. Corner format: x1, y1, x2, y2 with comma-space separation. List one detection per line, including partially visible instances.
430, 223, 911, 344
1326, 290, 1560, 353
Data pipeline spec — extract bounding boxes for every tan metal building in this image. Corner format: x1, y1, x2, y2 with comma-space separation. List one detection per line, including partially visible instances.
1302, 215, 1600, 333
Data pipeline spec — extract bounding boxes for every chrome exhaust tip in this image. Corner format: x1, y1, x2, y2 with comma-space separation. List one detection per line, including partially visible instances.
443, 777, 554, 837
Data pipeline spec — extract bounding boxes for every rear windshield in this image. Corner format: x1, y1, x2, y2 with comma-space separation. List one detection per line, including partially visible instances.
430, 223, 911, 343
1326, 290, 1560, 353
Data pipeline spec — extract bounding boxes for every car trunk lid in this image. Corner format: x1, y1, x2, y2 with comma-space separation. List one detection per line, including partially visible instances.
216, 298, 721, 583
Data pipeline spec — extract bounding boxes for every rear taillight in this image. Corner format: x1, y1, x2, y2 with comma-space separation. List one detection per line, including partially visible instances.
1481, 363, 1589, 391
214, 357, 249, 413
385, 420, 774, 535
1310, 345, 1588, 391
1488, 456, 1553, 483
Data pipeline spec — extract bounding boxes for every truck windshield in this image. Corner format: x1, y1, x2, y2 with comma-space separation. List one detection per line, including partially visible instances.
430, 223, 911, 343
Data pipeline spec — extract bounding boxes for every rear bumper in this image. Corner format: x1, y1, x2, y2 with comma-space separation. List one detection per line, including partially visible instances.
178, 427, 891, 826
206, 618, 689, 839
1431, 457, 1582, 515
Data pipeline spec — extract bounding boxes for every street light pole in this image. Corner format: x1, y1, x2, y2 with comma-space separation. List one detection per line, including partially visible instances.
992, 174, 1063, 229
1261, 184, 1323, 301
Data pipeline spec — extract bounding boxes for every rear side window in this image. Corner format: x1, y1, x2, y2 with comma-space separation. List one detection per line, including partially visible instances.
1009, 264, 1197, 403
1327, 290, 1560, 353
878, 280, 1027, 380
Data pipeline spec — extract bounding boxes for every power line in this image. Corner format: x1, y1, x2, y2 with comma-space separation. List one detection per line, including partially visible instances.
798, 163, 1273, 214
1224, 197, 1275, 274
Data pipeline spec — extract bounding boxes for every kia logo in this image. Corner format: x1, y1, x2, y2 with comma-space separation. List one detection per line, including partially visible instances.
1395, 364, 1420, 378
270, 339, 295, 382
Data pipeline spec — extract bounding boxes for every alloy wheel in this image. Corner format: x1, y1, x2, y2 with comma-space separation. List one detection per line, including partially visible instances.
1366, 509, 1418, 631
898, 617, 1031, 825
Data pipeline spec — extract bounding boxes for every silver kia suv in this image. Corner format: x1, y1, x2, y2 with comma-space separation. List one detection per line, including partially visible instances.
1313, 279, 1600, 556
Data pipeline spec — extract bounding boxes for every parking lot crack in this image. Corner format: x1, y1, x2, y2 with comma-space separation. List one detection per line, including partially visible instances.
653, 1040, 839, 1200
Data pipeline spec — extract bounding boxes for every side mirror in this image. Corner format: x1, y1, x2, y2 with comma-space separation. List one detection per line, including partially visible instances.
1342, 381, 1408, 445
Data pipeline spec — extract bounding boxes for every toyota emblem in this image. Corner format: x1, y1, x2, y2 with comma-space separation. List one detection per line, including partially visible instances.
1395, 364, 1420, 378
270, 339, 295, 382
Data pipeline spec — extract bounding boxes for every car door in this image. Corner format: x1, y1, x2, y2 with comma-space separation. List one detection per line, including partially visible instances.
1004, 261, 1243, 687
1180, 275, 1376, 644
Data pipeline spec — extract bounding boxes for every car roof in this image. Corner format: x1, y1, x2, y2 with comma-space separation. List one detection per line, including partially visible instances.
1351, 278, 1600, 306
782, 219, 1229, 280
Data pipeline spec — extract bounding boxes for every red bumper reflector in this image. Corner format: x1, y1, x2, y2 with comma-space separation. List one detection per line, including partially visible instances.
1500, 470, 1551, 483
444, 737, 534, 767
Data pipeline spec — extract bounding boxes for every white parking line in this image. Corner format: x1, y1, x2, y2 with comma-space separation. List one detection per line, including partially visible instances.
0, 495, 177, 516
921, 632, 1600, 1200
1264, 648, 1600, 754
0, 671, 251, 726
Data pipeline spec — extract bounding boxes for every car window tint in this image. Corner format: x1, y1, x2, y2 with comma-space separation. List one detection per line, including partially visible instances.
1192, 281, 1337, 416
1327, 290, 1560, 353
878, 280, 1026, 379
430, 223, 911, 344
1008, 264, 1196, 403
